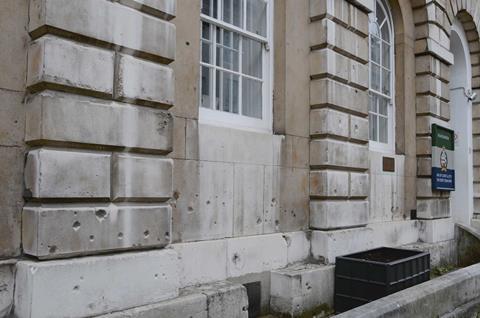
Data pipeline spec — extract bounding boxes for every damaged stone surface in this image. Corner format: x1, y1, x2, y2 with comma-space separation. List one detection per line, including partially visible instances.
0, 263, 15, 317
14, 250, 179, 318
271, 264, 335, 317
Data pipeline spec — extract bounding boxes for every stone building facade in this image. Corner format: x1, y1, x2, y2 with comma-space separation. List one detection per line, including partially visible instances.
0, 0, 479, 317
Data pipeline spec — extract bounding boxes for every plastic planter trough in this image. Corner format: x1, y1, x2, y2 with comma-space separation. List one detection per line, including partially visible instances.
334, 247, 430, 313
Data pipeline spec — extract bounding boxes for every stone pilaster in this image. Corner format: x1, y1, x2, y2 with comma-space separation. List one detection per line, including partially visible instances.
309, 0, 371, 263
15, 0, 179, 316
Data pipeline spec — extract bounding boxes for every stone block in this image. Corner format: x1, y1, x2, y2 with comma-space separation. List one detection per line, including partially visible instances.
112, 154, 173, 201
310, 170, 349, 197
350, 172, 369, 197
117, 54, 174, 107
310, 78, 368, 115
417, 198, 451, 219
310, 48, 368, 89
22, 204, 171, 259
310, 19, 368, 63
0, 89, 25, 147
186, 122, 274, 165
310, 108, 349, 139
29, 0, 176, 62
25, 91, 173, 152
0, 147, 23, 257
97, 291, 207, 318
271, 264, 335, 317
263, 166, 309, 233
172, 239, 228, 287
0, 263, 14, 317
350, 115, 369, 143
172, 159, 234, 242
226, 234, 288, 278
14, 250, 179, 318
419, 218, 455, 243
114, 0, 176, 20
24, 149, 111, 199
0, 0, 28, 91
233, 164, 265, 236
310, 139, 368, 170
283, 231, 311, 264
185, 281, 248, 318
310, 200, 368, 230
272, 135, 309, 169
168, 115, 186, 159
310, 0, 369, 35
27, 36, 114, 95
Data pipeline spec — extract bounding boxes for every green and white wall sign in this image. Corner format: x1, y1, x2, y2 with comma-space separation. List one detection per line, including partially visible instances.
431, 124, 455, 191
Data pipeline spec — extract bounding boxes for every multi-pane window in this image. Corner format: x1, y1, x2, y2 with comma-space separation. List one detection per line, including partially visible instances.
200, 0, 271, 130
369, 0, 394, 150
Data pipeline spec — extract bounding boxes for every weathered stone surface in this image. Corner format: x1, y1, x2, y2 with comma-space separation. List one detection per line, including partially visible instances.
172, 159, 234, 242
417, 198, 451, 219
15, 250, 179, 318
29, 0, 176, 61
233, 164, 265, 236
97, 291, 207, 318
283, 231, 311, 264
0, 146, 23, 257
310, 79, 368, 115
226, 234, 288, 278
184, 281, 248, 318
172, 239, 228, 287
264, 166, 310, 233
272, 135, 310, 169
114, 0, 176, 20
0, 0, 28, 91
403, 240, 457, 267
309, 0, 369, 34
271, 264, 335, 317
22, 204, 171, 259
310, 200, 368, 229
0, 89, 25, 147
310, 139, 368, 170
310, 170, 349, 197
311, 221, 421, 263
0, 263, 15, 317
418, 218, 454, 243
24, 149, 111, 199
27, 36, 114, 94
112, 154, 173, 201
26, 91, 173, 151
117, 54, 174, 107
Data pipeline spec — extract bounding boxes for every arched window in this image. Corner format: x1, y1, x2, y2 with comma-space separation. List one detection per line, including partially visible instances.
369, 0, 394, 152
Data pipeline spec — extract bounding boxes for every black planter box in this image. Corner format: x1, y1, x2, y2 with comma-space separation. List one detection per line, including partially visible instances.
334, 247, 430, 313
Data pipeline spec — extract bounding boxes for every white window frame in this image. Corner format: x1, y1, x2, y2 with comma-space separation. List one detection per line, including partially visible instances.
199, 0, 274, 133
368, 0, 395, 153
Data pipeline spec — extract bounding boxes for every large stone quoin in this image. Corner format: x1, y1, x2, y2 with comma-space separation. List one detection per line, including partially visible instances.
1, 0, 480, 317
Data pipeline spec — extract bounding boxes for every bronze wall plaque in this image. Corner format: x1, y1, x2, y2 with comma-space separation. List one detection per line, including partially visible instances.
383, 157, 395, 172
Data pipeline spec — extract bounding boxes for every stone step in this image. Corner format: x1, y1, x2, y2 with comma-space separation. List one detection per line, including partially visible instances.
96, 280, 248, 318
14, 250, 179, 318
270, 263, 335, 317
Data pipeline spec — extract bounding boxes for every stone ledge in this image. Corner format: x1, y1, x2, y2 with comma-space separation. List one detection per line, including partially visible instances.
334, 263, 480, 318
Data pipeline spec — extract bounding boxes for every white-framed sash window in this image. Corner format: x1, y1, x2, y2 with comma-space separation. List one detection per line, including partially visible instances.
369, 0, 395, 152
200, 0, 273, 132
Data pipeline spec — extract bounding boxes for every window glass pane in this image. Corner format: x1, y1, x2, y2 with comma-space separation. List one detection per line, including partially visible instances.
369, 113, 378, 141
216, 28, 240, 71
202, 41, 212, 63
202, 0, 218, 18
371, 63, 381, 91
201, 66, 212, 108
369, 93, 377, 112
378, 96, 388, 115
376, 1, 385, 25
242, 37, 263, 78
219, 70, 240, 113
242, 77, 262, 118
223, 0, 243, 27
379, 116, 388, 143
382, 69, 391, 95
246, 0, 267, 37
370, 36, 380, 64
382, 42, 390, 69
381, 23, 390, 43
202, 22, 211, 40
